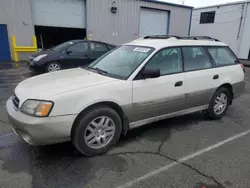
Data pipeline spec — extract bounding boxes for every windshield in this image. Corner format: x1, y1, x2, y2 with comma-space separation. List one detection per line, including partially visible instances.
50, 41, 74, 51
88, 45, 154, 79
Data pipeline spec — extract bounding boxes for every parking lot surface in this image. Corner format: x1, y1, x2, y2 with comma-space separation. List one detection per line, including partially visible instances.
1, 64, 250, 188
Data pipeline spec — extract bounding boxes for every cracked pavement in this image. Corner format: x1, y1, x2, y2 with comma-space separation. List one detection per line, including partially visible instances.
1, 64, 250, 188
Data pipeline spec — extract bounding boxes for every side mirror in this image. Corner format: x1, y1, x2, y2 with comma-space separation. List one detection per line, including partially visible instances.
62, 50, 72, 54
66, 50, 72, 55
142, 68, 160, 79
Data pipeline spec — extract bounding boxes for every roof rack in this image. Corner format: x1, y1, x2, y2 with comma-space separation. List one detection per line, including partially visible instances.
180, 36, 220, 42
144, 35, 181, 39
143, 35, 220, 42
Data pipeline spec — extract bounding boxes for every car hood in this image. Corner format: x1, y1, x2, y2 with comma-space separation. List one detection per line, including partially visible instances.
30, 49, 54, 58
15, 68, 118, 102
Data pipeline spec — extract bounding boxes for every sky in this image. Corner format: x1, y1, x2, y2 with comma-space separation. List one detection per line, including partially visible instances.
163, 0, 244, 7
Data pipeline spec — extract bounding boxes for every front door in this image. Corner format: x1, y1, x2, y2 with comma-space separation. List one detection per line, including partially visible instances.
60, 42, 89, 69
132, 47, 186, 123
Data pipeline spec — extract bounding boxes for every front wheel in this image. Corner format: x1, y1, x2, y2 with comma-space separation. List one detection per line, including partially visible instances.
207, 87, 230, 120
71, 106, 122, 156
46, 62, 61, 73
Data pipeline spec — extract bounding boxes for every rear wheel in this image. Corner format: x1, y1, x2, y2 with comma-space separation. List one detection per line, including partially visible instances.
71, 106, 122, 156
207, 87, 230, 120
46, 62, 61, 73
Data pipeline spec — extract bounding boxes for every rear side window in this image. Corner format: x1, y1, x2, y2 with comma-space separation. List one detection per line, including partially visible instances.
207, 47, 237, 66
90, 42, 108, 52
107, 44, 116, 50
182, 47, 212, 71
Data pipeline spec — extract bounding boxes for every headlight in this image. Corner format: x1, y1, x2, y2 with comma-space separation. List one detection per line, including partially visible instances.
29, 56, 35, 60
33, 54, 47, 61
21, 100, 54, 117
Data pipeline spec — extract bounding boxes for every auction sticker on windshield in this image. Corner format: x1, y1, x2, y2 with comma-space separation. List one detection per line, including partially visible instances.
133, 47, 151, 53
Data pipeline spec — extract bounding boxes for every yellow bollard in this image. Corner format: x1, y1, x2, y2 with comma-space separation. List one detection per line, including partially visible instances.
11, 36, 38, 62
12, 36, 18, 62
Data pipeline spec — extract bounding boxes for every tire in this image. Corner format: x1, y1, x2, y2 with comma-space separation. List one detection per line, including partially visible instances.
71, 106, 122, 156
207, 87, 231, 120
46, 62, 61, 73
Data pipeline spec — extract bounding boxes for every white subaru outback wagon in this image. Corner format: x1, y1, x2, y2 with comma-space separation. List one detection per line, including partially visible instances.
6, 36, 245, 156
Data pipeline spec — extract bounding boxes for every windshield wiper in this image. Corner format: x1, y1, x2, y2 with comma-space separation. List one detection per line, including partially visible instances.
94, 68, 108, 75
84, 66, 108, 75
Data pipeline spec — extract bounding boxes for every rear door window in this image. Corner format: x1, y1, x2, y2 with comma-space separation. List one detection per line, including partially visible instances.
207, 47, 237, 66
107, 44, 116, 50
182, 47, 212, 71
89, 42, 108, 52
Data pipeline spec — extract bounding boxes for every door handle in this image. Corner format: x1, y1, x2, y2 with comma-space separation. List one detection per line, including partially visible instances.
175, 81, 183, 87
213, 75, 219, 80
82, 54, 89, 59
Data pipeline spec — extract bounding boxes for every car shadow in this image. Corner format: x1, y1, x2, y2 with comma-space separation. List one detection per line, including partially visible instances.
118, 111, 209, 146
22, 71, 38, 78
34, 111, 209, 159
194, 182, 227, 188
0, 112, 211, 187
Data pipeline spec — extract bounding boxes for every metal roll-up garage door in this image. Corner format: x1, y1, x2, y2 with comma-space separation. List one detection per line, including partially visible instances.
31, 0, 86, 28
139, 8, 169, 37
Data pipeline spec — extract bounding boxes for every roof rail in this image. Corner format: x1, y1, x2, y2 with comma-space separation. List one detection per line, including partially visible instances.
144, 35, 180, 39
180, 36, 220, 42
143, 35, 220, 42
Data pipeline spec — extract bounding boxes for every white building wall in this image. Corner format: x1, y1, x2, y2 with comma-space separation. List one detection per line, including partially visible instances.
0, 0, 35, 60
0, 0, 192, 60
239, 3, 250, 59
87, 0, 192, 45
191, 2, 250, 59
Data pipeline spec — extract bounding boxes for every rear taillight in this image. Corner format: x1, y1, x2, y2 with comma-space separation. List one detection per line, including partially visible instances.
240, 64, 245, 74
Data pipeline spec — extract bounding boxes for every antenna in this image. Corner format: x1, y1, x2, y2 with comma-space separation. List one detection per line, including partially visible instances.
98, 35, 105, 42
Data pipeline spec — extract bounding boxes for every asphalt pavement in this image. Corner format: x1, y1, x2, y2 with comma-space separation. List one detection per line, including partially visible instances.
1, 64, 250, 188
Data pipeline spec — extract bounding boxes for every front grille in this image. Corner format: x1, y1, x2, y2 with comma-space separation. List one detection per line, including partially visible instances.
12, 94, 20, 109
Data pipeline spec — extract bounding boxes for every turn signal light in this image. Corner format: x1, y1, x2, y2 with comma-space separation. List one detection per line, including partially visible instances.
36, 103, 53, 117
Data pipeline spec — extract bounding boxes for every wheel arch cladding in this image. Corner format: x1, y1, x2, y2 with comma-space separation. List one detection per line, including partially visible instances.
219, 83, 233, 104
71, 101, 130, 136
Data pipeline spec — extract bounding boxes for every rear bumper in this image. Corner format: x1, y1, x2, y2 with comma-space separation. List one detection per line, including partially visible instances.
6, 98, 77, 145
233, 81, 245, 98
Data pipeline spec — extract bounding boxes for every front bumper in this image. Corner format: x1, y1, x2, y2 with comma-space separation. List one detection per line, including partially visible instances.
28, 61, 45, 73
6, 98, 77, 145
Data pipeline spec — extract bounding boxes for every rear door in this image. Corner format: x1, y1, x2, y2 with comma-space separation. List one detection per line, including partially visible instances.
183, 46, 218, 108
60, 42, 89, 68
87, 42, 109, 64
206, 46, 244, 96
131, 47, 186, 123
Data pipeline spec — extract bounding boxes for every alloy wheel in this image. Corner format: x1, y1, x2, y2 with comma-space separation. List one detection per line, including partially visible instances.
214, 93, 228, 115
84, 116, 116, 149
48, 63, 60, 72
